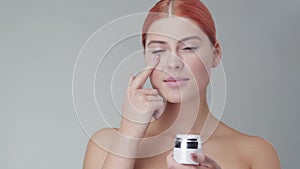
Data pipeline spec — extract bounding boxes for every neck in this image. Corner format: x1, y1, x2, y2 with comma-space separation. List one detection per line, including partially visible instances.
147, 89, 210, 136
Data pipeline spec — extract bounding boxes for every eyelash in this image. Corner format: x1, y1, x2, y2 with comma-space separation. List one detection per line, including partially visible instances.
152, 49, 166, 55
151, 47, 198, 55
182, 47, 198, 51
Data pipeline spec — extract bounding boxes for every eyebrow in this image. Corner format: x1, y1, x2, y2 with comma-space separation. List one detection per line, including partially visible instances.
179, 36, 203, 43
146, 36, 202, 47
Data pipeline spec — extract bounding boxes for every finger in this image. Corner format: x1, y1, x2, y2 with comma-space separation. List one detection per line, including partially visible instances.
166, 151, 174, 163
153, 108, 164, 120
191, 153, 215, 164
138, 89, 158, 96
167, 152, 191, 169
166, 152, 178, 168
128, 74, 135, 85
130, 55, 159, 89
153, 99, 165, 120
147, 95, 163, 101
149, 101, 164, 113
191, 153, 218, 168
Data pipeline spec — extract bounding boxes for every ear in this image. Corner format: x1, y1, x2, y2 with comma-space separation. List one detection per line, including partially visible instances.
212, 41, 222, 67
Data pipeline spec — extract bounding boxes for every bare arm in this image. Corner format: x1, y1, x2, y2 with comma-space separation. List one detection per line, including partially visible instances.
83, 56, 164, 169
83, 128, 141, 169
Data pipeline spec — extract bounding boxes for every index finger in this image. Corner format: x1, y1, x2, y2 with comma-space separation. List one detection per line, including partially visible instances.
130, 56, 160, 89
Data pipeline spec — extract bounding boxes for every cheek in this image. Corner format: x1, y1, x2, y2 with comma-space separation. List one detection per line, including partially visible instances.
184, 57, 210, 87
189, 50, 213, 75
149, 69, 161, 88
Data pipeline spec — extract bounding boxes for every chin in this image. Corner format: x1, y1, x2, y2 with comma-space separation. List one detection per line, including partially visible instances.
162, 92, 196, 104
165, 97, 182, 104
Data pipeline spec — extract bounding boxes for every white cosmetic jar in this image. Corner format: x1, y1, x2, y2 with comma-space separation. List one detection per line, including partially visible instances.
173, 134, 202, 165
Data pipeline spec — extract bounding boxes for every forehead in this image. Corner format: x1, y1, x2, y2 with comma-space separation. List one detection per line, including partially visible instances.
146, 16, 208, 44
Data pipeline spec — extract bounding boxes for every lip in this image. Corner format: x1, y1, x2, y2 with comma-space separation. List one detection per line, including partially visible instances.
163, 76, 189, 87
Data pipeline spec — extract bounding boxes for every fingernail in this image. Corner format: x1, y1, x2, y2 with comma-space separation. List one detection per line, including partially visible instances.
191, 153, 197, 160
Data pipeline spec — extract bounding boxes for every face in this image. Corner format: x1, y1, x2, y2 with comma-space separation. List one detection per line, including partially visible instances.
144, 16, 221, 103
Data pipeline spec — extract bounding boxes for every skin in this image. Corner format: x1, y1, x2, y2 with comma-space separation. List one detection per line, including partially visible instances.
83, 16, 281, 169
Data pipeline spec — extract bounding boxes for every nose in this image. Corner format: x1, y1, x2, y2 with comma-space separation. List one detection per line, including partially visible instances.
166, 53, 184, 70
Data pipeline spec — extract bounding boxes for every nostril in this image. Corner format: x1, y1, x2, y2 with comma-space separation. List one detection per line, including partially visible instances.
167, 62, 182, 70
162, 54, 184, 70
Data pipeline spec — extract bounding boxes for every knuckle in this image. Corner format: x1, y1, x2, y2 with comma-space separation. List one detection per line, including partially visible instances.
129, 89, 137, 96
139, 95, 147, 101
145, 102, 152, 110
152, 89, 158, 94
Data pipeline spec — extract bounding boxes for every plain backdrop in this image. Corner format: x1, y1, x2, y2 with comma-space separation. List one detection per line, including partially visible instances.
1, 0, 299, 168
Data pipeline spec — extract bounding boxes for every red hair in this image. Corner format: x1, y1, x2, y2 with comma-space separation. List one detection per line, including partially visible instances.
142, 0, 217, 48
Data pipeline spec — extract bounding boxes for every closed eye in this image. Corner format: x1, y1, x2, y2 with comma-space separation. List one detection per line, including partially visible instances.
182, 47, 198, 51
152, 49, 166, 54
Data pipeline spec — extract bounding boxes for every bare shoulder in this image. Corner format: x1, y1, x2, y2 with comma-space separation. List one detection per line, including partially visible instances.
83, 128, 118, 169
240, 134, 281, 169
216, 123, 281, 169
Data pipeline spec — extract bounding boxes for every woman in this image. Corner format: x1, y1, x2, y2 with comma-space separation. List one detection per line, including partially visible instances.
83, 0, 281, 168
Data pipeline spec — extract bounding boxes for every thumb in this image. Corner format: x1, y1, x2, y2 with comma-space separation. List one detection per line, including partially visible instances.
191, 153, 220, 168
191, 153, 205, 163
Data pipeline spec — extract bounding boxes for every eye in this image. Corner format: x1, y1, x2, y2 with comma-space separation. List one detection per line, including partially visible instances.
182, 47, 198, 51
151, 49, 166, 55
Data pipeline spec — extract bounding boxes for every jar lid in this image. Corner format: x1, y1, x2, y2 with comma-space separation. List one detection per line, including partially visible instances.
175, 134, 202, 142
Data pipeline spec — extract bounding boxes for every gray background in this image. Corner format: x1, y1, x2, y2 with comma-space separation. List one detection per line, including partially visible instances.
1, 0, 299, 168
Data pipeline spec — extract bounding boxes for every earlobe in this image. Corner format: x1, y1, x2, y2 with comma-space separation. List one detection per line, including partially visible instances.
212, 41, 221, 67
